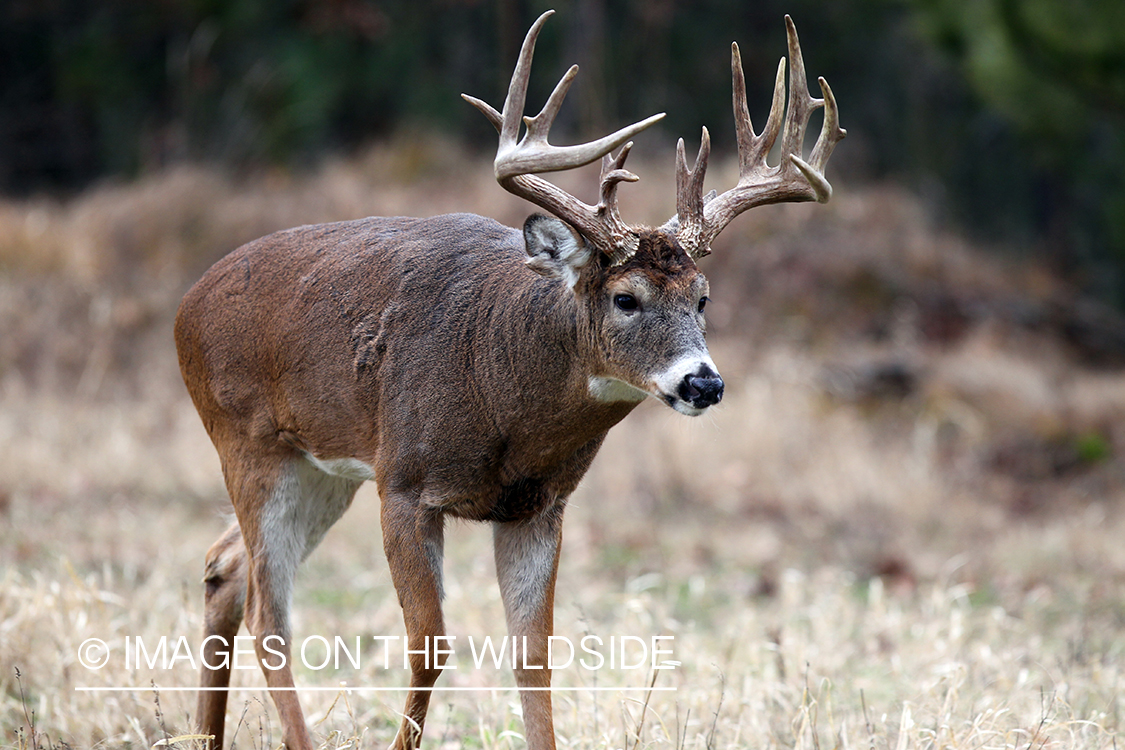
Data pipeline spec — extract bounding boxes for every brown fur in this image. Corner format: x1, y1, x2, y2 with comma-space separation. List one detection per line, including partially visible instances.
176, 213, 712, 749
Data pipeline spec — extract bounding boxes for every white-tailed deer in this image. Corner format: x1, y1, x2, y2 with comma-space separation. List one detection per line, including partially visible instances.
175, 10, 843, 749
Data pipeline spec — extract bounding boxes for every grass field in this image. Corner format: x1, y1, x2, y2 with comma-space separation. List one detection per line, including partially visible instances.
1, 139, 1123, 748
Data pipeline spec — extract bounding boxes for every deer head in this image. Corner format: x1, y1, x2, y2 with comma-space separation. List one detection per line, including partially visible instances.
463, 10, 845, 415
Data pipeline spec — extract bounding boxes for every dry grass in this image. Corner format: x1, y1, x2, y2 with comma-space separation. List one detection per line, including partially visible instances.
1, 138, 1123, 748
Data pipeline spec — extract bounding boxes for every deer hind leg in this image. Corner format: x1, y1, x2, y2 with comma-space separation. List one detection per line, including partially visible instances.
381, 493, 446, 750
196, 521, 247, 750
493, 505, 565, 750
211, 452, 360, 750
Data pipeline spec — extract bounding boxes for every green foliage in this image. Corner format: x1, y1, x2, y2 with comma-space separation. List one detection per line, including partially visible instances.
1075, 431, 1112, 465
907, 0, 1125, 300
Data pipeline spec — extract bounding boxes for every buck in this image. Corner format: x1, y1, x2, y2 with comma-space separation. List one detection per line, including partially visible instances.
175, 10, 843, 750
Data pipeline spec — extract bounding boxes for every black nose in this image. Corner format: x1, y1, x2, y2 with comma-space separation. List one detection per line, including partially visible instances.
679, 371, 724, 408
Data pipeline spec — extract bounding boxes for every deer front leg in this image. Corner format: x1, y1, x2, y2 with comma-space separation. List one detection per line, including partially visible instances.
382, 495, 447, 750
493, 506, 564, 750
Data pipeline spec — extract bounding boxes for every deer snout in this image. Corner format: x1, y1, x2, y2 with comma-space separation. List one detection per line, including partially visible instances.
678, 368, 724, 409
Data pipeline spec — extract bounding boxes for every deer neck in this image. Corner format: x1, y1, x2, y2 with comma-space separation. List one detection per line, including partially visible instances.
484, 276, 641, 453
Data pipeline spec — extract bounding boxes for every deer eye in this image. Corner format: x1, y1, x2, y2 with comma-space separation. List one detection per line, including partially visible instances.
698, 296, 709, 313
614, 294, 639, 312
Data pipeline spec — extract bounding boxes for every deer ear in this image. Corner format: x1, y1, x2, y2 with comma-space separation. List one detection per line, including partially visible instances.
523, 214, 591, 287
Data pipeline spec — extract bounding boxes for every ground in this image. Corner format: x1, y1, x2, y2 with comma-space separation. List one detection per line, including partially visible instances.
1, 138, 1122, 748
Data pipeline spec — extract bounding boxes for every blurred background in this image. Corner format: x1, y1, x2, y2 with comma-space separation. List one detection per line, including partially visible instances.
3, 0, 1124, 300
2, 1, 1125, 746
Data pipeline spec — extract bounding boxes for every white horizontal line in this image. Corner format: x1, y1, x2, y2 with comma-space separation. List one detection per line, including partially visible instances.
75, 686, 677, 693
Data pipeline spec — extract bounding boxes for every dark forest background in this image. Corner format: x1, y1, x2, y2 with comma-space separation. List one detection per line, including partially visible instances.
2, 0, 1123, 302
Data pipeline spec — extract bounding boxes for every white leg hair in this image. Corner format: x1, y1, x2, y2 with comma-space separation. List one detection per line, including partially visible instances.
492, 510, 562, 628
257, 457, 360, 635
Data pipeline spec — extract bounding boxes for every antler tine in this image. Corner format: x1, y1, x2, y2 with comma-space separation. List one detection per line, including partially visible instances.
598, 143, 638, 211
671, 129, 712, 257
596, 144, 640, 263
523, 64, 579, 147
765, 57, 788, 155
462, 94, 503, 133
808, 76, 846, 174
463, 10, 665, 260
733, 44, 785, 177
731, 43, 754, 170
778, 15, 819, 170
499, 10, 555, 149
600, 141, 633, 178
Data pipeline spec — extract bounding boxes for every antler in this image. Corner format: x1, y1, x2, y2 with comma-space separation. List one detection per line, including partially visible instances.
462, 10, 665, 263
668, 15, 846, 259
